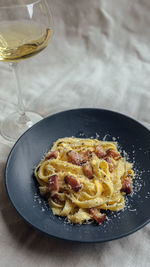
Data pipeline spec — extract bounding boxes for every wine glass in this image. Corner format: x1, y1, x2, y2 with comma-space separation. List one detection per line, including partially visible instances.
0, 0, 53, 142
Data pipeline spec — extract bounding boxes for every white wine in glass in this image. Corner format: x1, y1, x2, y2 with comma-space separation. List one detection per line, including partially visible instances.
0, 20, 51, 61
0, 0, 53, 142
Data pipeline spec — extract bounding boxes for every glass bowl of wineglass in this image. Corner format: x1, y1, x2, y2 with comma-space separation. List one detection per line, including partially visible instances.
0, 0, 53, 142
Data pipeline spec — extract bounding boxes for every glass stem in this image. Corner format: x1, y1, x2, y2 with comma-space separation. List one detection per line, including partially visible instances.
10, 62, 28, 124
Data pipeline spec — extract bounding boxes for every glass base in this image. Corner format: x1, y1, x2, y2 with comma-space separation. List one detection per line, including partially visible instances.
1, 111, 43, 142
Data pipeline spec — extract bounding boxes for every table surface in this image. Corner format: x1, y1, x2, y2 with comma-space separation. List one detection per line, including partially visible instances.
0, 0, 150, 266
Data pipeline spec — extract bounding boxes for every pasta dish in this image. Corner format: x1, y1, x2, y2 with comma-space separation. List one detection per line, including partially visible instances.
34, 137, 134, 224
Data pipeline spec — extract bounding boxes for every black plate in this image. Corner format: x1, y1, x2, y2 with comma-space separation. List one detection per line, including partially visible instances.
5, 108, 150, 243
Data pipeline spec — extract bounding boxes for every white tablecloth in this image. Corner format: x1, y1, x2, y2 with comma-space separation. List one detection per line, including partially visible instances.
0, 0, 150, 266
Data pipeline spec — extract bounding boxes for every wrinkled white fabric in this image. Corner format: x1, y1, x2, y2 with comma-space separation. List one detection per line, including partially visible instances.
0, 0, 150, 266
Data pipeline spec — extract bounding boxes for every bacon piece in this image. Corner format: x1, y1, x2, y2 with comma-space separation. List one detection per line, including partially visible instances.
51, 194, 65, 205
90, 208, 106, 224
95, 145, 106, 158
106, 149, 121, 159
48, 175, 59, 193
105, 157, 114, 172
67, 150, 92, 165
67, 151, 81, 165
64, 175, 82, 192
45, 150, 59, 160
80, 151, 92, 162
83, 163, 93, 179
121, 178, 132, 194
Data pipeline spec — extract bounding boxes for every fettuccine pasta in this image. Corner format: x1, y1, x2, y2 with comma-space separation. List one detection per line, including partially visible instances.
34, 137, 134, 224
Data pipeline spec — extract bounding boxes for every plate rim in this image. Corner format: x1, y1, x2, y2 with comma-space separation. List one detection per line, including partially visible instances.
4, 108, 150, 243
